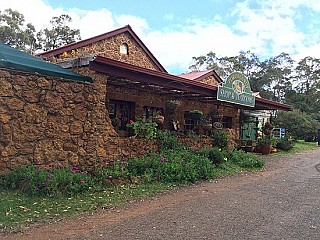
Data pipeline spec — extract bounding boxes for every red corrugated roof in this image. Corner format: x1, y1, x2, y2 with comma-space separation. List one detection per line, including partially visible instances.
178, 70, 223, 83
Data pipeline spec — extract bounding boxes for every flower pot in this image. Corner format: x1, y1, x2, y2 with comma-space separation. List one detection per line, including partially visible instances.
260, 144, 272, 155
201, 124, 212, 131
153, 115, 164, 124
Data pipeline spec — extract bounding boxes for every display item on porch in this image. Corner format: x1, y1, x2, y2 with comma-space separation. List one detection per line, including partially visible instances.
165, 99, 181, 110
263, 122, 274, 136
208, 108, 223, 120
153, 114, 165, 125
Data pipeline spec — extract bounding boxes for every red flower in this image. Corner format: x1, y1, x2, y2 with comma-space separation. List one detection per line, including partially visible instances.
129, 120, 134, 123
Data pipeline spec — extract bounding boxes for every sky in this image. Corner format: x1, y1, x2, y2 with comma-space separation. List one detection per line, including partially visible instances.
1, 0, 320, 74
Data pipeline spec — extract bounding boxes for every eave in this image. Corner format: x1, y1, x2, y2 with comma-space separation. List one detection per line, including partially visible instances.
89, 55, 292, 111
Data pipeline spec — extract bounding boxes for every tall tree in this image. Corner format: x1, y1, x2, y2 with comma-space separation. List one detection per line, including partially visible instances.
37, 14, 81, 51
0, 8, 38, 53
256, 53, 294, 102
189, 50, 261, 82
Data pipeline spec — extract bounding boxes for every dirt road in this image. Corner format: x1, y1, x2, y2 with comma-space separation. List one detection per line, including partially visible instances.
3, 148, 320, 240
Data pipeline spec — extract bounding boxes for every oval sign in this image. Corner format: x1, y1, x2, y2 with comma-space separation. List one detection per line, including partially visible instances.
213, 122, 223, 130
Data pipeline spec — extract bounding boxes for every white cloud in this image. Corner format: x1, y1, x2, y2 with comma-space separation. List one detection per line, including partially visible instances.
69, 9, 116, 39
2, 0, 320, 74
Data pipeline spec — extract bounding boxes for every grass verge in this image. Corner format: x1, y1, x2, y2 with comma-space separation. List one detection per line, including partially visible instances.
1, 141, 317, 233
273, 140, 318, 156
0, 182, 173, 233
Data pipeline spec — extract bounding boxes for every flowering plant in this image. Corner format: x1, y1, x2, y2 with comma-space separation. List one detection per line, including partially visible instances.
126, 117, 158, 139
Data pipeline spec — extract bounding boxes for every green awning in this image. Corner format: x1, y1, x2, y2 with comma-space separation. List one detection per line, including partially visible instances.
0, 41, 92, 83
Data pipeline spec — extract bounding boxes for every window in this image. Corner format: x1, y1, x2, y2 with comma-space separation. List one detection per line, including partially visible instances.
221, 116, 232, 128
120, 43, 129, 55
183, 111, 202, 131
108, 100, 135, 132
143, 106, 163, 122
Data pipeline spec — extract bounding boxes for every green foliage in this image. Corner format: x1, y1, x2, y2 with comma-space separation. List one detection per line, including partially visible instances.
127, 149, 215, 183
212, 130, 229, 149
157, 130, 180, 151
1, 165, 95, 196
276, 137, 295, 151
229, 150, 265, 168
257, 135, 277, 146
0, 8, 38, 53
0, 9, 80, 52
37, 14, 81, 51
273, 110, 320, 141
126, 117, 158, 139
197, 147, 227, 166
188, 110, 204, 120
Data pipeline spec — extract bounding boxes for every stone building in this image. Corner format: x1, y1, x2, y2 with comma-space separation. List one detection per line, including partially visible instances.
0, 25, 291, 171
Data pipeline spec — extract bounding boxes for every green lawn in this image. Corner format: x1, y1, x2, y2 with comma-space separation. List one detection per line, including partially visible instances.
273, 140, 318, 156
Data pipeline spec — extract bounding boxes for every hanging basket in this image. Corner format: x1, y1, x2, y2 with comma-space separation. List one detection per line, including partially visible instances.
188, 111, 203, 121
165, 100, 181, 110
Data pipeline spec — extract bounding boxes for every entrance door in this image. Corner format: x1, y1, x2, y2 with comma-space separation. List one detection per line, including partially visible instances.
240, 116, 258, 141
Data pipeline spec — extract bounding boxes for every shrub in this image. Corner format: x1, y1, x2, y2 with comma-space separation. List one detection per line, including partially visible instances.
1, 165, 96, 196
197, 147, 226, 166
126, 117, 158, 139
276, 137, 295, 151
127, 149, 215, 183
157, 130, 180, 151
229, 150, 264, 168
212, 130, 229, 149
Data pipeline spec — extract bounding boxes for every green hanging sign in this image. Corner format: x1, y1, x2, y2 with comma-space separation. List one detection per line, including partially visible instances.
217, 72, 255, 107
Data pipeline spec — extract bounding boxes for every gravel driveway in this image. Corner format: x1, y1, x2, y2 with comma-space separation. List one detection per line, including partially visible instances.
4, 148, 320, 240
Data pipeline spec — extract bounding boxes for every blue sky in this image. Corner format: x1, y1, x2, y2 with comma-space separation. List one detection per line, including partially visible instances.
2, 0, 320, 74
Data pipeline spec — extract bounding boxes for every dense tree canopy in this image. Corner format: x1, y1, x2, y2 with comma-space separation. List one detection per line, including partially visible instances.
190, 50, 320, 140
0, 9, 80, 53
0, 8, 38, 53
36, 14, 81, 51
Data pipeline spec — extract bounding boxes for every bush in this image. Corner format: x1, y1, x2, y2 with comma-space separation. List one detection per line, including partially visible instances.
276, 137, 295, 151
157, 130, 180, 151
229, 150, 264, 168
198, 147, 226, 166
212, 130, 229, 149
126, 117, 158, 139
1, 165, 96, 196
127, 149, 215, 183
273, 110, 320, 141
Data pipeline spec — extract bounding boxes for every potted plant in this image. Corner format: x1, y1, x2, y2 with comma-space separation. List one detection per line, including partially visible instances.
165, 99, 181, 110
258, 136, 276, 155
244, 140, 256, 152
263, 122, 274, 136
188, 110, 203, 121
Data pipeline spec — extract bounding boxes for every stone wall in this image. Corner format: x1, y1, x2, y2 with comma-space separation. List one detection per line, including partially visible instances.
54, 32, 162, 72
0, 69, 225, 172
0, 69, 115, 172
199, 75, 220, 86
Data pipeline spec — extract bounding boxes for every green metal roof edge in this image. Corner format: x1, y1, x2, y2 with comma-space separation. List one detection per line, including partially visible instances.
0, 42, 92, 83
